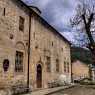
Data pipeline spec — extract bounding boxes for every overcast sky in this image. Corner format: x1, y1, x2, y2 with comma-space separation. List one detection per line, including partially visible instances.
22, 0, 80, 42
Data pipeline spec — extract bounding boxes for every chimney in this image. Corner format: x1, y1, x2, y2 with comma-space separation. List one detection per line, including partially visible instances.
29, 6, 41, 15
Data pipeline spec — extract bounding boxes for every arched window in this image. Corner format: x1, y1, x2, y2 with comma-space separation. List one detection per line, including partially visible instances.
3, 59, 9, 72
56, 59, 59, 72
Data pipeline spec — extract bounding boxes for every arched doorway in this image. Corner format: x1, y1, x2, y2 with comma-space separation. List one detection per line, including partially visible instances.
36, 64, 42, 88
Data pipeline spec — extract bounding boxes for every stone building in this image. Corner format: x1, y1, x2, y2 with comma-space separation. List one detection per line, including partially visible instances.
72, 60, 89, 82
0, 0, 71, 90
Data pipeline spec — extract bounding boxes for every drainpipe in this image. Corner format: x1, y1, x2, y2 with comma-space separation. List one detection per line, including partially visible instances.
71, 62, 73, 83
70, 47, 73, 83
27, 11, 31, 92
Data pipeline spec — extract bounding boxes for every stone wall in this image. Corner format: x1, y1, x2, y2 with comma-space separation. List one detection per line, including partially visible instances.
0, 0, 29, 88
30, 14, 71, 88
0, 0, 71, 90
72, 60, 89, 81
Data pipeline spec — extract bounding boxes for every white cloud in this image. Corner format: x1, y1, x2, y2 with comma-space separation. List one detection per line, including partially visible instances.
23, 0, 80, 42
60, 31, 75, 42
33, 0, 51, 10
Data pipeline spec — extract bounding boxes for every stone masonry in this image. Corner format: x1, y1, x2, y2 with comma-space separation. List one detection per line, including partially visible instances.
0, 0, 71, 90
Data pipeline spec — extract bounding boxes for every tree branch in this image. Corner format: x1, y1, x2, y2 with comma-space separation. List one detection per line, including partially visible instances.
82, 14, 87, 25
88, 13, 94, 27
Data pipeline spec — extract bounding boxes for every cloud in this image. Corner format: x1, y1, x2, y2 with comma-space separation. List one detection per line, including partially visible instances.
60, 32, 75, 42
22, 0, 80, 42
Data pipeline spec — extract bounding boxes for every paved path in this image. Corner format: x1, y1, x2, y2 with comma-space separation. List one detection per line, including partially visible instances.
49, 85, 95, 95
24, 85, 74, 95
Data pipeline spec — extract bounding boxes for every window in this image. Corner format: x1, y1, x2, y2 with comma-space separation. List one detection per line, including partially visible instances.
64, 62, 69, 73
56, 59, 59, 72
3, 59, 9, 72
3, 8, 6, 16
46, 56, 51, 72
67, 62, 69, 73
19, 16, 25, 31
52, 42, 53, 46
33, 32, 35, 39
64, 61, 66, 72
61, 48, 63, 51
15, 51, 23, 72
35, 45, 38, 49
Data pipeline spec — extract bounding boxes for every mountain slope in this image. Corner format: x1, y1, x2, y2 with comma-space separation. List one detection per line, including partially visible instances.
71, 46, 92, 64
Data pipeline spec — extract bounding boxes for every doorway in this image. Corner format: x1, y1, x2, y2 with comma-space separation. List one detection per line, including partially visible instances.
36, 64, 42, 88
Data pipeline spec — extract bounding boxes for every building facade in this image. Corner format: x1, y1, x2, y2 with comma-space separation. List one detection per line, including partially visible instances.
0, 0, 71, 89
72, 60, 89, 82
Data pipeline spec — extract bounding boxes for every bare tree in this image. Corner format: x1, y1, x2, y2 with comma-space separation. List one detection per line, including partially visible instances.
70, 0, 95, 79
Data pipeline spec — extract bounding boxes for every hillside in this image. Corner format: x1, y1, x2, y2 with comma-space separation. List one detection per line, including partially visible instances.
71, 46, 92, 64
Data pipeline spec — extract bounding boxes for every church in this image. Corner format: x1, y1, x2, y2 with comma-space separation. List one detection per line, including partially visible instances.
0, 0, 71, 90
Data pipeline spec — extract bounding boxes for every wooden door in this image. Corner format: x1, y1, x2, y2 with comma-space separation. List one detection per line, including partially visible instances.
36, 64, 42, 88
